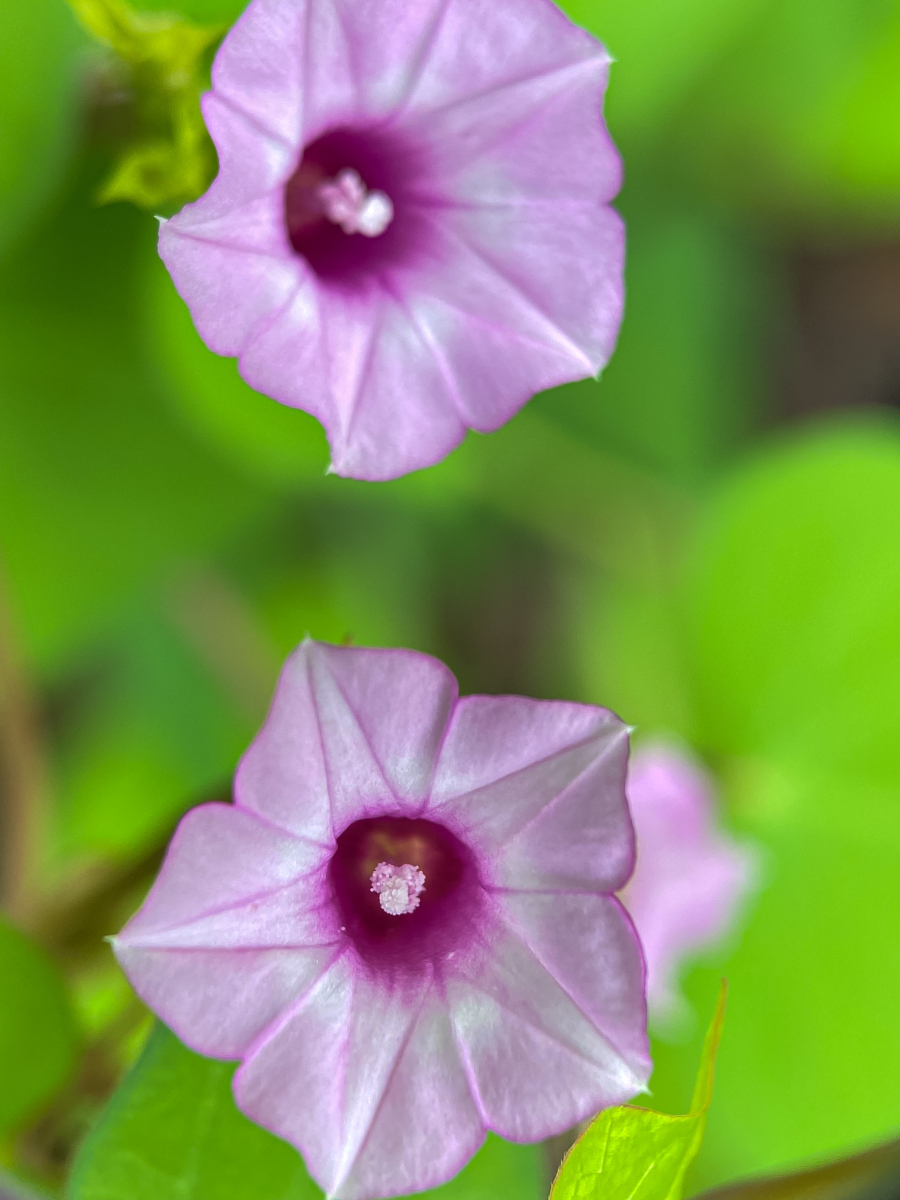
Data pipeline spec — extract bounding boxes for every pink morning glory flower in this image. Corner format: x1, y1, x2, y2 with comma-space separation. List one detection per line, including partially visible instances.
113, 640, 650, 1199
619, 742, 757, 1021
158, 0, 624, 481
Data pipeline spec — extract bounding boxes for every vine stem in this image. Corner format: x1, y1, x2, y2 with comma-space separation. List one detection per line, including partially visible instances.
0, 568, 47, 925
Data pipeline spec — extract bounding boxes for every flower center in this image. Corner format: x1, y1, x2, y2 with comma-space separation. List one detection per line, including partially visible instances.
318, 169, 394, 238
329, 815, 482, 972
283, 126, 423, 284
370, 861, 425, 915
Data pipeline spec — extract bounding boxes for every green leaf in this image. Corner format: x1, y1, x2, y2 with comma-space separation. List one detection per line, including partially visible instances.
550, 983, 726, 1200
67, 0, 223, 209
67, 1023, 319, 1200
0, 919, 79, 1136
688, 416, 900, 786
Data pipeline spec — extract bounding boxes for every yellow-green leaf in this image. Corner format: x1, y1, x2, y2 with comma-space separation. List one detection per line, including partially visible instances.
551, 982, 727, 1200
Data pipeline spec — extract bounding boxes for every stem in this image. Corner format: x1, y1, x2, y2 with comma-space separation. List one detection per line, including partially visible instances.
0, 569, 47, 925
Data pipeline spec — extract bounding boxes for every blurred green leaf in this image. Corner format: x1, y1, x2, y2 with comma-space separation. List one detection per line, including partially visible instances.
550, 983, 725, 1200
68, 0, 222, 209
538, 205, 774, 482
820, 5, 900, 203
560, 0, 765, 143
0, 919, 79, 1136
0, 165, 272, 667
670, 0, 900, 221
688, 417, 900, 787
0, 0, 86, 257
57, 600, 254, 858
670, 792, 900, 1190
68, 1023, 544, 1200
645, 418, 900, 1190
569, 566, 698, 740
144, 257, 330, 486
414, 1135, 544, 1200
67, 1023, 318, 1200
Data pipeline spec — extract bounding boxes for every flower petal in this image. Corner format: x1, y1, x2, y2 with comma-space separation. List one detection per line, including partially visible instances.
114, 945, 340, 1060
429, 696, 628, 861
307, 643, 458, 806
113, 805, 340, 1057
117, 804, 332, 938
321, 286, 468, 480
446, 912, 648, 1141
392, 207, 620, 433
493, 734, 633, 893
416, 205, 623, 392
210, 0, 307, 148
497, 890, 649, 1080
237, 641, 458, 837
621, 743, 758, 1017
118, 869, 338, 951
234, 954, 482, 1199
212, 0, 446, 150
314, 0, 457, 119
387, 0, 605, 120
236, 280, 331, 426
403, 53, 617, 203
158, 211, 300, 359
198, 92, 296, 217
239, 278, 469, 481
391, 60, 624, 395
234, 642, 334, 842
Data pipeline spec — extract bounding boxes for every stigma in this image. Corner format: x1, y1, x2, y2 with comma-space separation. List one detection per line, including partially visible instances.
370, 862, 425, 916
318, 169, 394, 237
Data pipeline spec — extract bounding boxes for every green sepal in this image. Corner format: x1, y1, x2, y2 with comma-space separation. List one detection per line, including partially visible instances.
67, 0, 223, 209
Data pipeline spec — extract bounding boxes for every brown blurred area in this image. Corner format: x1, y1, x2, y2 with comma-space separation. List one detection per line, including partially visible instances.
780, 240, 900, 419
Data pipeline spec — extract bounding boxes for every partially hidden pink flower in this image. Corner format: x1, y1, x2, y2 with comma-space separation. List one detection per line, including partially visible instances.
159, 0, 624, 481
619, 742, 758, 1022
113, 640, 650, 1199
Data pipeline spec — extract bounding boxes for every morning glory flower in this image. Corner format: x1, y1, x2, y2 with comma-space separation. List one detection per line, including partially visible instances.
159, 0, 624, 481
620, 742, 757, 1021
113, 640, 649, 1199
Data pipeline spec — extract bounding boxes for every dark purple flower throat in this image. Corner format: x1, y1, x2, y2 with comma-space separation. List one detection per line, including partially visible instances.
284, 127, 428, 285
330, 815, 481, 972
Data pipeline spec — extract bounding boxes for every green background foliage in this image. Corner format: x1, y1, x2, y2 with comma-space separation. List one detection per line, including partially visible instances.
0, 920, 79, 1137
1, 0, 900, 1195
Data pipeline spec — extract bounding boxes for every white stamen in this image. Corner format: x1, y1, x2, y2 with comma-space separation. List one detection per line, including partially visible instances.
318, 168, 394, 237
370, 861, 425, 916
